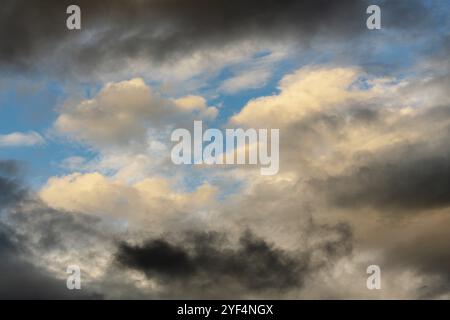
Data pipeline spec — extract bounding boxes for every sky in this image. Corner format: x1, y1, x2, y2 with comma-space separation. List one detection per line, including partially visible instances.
0, 0, 449, 299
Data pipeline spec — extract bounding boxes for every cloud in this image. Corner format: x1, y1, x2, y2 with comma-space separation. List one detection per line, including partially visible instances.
217, 64, 450, 298
0, 159, 356, 299
319, 143, 450, 212
219, 68, 271, 94
40, 64, 450, 299
0, 131, 45, 147
55, 78, 217, 148
230, 66, 373, 127
0, 224, 101, 299
384, 213, 450, 293
0, 160, 105, 299
0, 160, 27, 208
59, 156, 88, 171
173, 95, 218, 118
0, 0, 449, 300
0, 0, 436, 77
349, 211, 450, 299
0, 0, 362, 70
116, 226, 352, 298
228, 66, 450, 185
303, 98, 450, 213
39, 172, 218, 223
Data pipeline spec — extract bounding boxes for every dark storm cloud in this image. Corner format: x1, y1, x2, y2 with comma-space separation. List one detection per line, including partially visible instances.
319, 139, 450, 212
304, 96, 450, 213
116, 224, 353, 298
117, 231, 305, 291
0, 224, 100, 299
0, 160, 103, 299
0, 0, 434, 74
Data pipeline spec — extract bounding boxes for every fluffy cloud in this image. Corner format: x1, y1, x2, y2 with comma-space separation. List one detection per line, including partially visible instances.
230, 66, 405, 128
4, 61, 450, 299
39, 172, 218, 224
36, 64, 450, 299
221, 64, 450, 298
229, 66, 450, 182
173, 95, 218, 118
1, 0, 449, 300
55, 78, 217, 148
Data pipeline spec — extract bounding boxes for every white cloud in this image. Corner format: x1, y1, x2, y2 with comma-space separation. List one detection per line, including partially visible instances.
39, 172, 218, 224
218, 49, 290, 94
219, 69, 271, 94
59, 156, 88, 171
0, 131, 45, 147
172, 95, 218, 119
230, 66, 373, 127
55, 78, 217, 149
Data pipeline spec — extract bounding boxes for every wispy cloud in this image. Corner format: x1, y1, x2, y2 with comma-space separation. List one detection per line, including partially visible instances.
0, 131, 45, 147
219, 69, 271, 94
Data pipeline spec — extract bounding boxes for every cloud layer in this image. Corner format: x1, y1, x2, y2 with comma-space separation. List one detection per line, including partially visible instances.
1, 0, 449, 300
0, 0, 436, 78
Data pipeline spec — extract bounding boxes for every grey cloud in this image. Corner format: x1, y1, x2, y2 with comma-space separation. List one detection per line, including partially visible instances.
116, 224, 353, 298
0, 0, 435, 75
388, 230, 450, 280
376, 215, 450, 299
0, 224, 101, 299
117, 231, 306, 291
318, 138, 450, 212
0, 160, 104, 299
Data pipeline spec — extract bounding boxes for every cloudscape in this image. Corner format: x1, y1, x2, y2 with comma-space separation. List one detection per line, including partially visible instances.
0, 0, 449, 299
